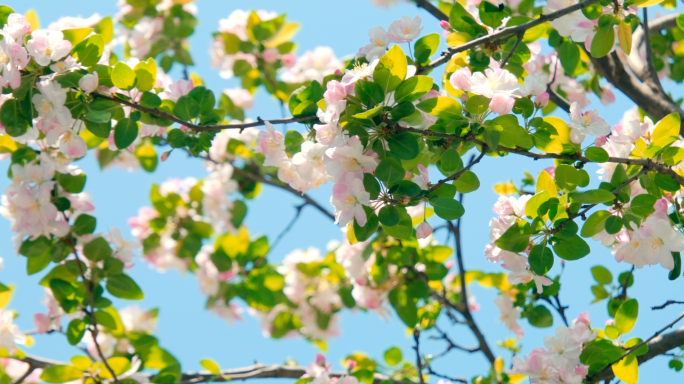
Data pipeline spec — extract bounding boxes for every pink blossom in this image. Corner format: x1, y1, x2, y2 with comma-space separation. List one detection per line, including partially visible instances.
411, 165, 429, 190
567, 102, 611, 144
324, 80, 347, 104
27, 30, 72, 66
255, 122, 287, 167
352, 285, 384, 309
330, 173, 370, 227
439, 20, 451, 31
262, 48, 279, 63
33, 313, 52, 334
281, 53, 296, 67
159, 79, 194, 102
78, 72, 99, 94
416, 221, 433, 239
387, 15, 423, 43
3, 14, 31, 40
489, 94, 515, 115
594, 136, 608, 147
325, 136, 378, 181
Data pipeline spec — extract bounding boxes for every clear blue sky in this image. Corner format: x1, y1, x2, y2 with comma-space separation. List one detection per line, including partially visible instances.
1, 0, 683, 382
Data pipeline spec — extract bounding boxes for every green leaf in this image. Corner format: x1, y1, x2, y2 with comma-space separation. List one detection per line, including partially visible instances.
580, 345, 604, 366
20, 236, 51, 257
83, 237, 112, 262
353, 206, 379, 242
415, 96, 463, 121
57, 172, 86, 193
568, 189, 615, 204
107, 274, 144, 300
387, 132, 419, 160
378, 206, 400, 226
528, 305, 553, 327
655, 173, 680, 192
384, 347, 403, 366
453, 171, 480, 193
114, 118, 139, 149
382, 207, 413, 240
188, 86, 216, 114
554, 164, 580, 191
482, 124, 501, 151
174, 95, 200, 121
630, 194, 657, 217
525, 191, 550, 219
559, 41, 580, 74
0, 99, 29, 137
112, 62, 136, 90
373, 45, 407, 93
495, 220, 531, 252
363, 173, 381, 200
591, 265, 613, 284
591, 24, 615, 58
670, 252, 681, 281
432, 198, 465, 220
140, 92, 162, 109
615, 298, 639, 334
585, 147, 610, 162
662, 146, 684, 166
394, 76, 433, 104
440, 147, 462, 174
605, 215, 623, 234
552, 235, 590, 260
134, 58, 157, 93
389, 286, 417, 328
414, 33, 440, 64
62, 28, 94, 45
41, 365, 83, 383
466, 95, 490, 115
66, 319, 86, 345
73, 34, 104, 67
529, 245, 554, 275
375, 158, 405, 185
72, 214, 97, 236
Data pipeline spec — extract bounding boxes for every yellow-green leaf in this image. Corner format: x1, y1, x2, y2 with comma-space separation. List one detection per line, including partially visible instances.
612, 355, 638, 384
446, 32, 470, 47
201, 359, 221, 375
415, 96, 462, 121
73, 34, 104, 67
41, 365, 83, 383
94, 16, 114, 44
615, 298, 639, 334
525, 190, 550, 219
536, 170, 557, 197
618, 20, 632, 55
112, 62, 136, 91
99, 357, 131, 379
134, 58, 157, 92
62, 28, 93, 46
652, 112, 681, 147
373, 45, 407, 93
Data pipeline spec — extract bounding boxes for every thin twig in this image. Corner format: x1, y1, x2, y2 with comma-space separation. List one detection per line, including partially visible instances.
92, 92, 318, 132
587, 311, 684, 383
413, 330, 425, 384
642, 8, 666, 93
416, 0, 603, 74
617, 266, 635, 300
269, 204, 307, 253
652, 300, 684, 310
500, 32, 524, 68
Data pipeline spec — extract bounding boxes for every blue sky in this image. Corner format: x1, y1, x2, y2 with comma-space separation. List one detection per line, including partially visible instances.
1, 0, 684, 382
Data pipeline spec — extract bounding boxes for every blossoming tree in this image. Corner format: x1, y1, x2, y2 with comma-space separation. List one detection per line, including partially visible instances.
1, 0, 684, 383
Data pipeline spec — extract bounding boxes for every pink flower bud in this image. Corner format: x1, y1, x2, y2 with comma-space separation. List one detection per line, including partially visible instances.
594, 136, 608, 147
542, 166, 556, 179
534, 92, 549, 108
605, 318, 615, 326
161, 151, 171, 162
78, 72, 99, 94
439, 20, 451, 31
315, 353, 326, 366
262, 48, 279, 64
345, 359, 357, 370
445, 260, 455, 269
449, 67, 472, 91
575, 365, 589, 377
489, 94, 515, 115
416, 221, 433, 239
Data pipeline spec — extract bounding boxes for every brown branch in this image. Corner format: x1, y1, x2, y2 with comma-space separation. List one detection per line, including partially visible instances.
653, 300, 684, 310
546, 87, 571, 113
20, 357, 407, 384
416, 0, 603, 74
413, 0, 448, 21
92, 92, 318, 132
397, 126, 684, 186
641, 8, 666, 94
413, 329, 425, 384
588, 312, 684, 383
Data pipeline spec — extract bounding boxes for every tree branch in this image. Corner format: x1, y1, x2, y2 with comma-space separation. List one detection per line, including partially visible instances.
19, 357, 407, 384
652, 300, 684, 310
588, 313, 684, 383
412, 0, 448, 21
416, 0, 603, 74
92, 92, 318, 132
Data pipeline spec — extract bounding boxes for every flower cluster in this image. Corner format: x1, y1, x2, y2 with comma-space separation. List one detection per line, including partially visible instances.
485, 195, 552, 294
509, 313, 597, 384
356, 15, 423, 62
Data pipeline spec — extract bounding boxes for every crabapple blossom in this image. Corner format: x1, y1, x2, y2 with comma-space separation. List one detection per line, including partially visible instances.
325, 136, 378, 181
534, 92, 549, 108
612, 213, 684, 270
0, 34, 28, 88
26, 30, 72, 66
489, 94, 515, 115
210, 301, 244, 325
567, 102, 611, 144
58, 131, 88, 159
3, 14, 31, 40
224, 87, 254, 110
255, 122, 287, 167
119, 305, 156, 333
359, 26, 390, 62
494, 294, 523, 338
159, 79, 194, 102
387, 15, 422, 42
330, 173, 371, 227
280, 47, 343, 84
411, 165, 429, 190
32, 80, 71, 129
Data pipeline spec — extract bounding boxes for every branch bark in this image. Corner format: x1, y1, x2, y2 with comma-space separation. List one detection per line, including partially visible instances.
412, 0, 448, 21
